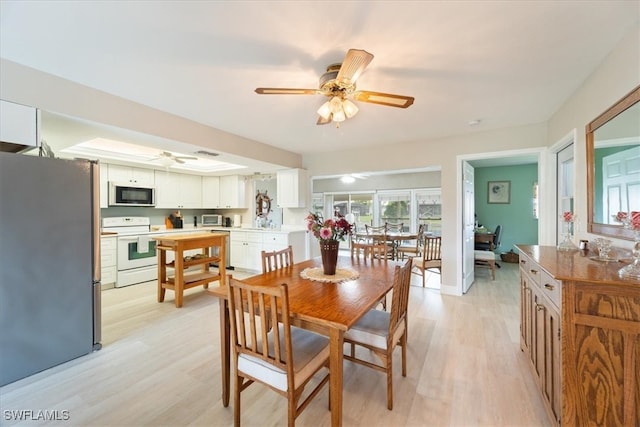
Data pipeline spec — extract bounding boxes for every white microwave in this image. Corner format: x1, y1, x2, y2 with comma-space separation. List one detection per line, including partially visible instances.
202, 214, 223, 226
109, 182, 155, 207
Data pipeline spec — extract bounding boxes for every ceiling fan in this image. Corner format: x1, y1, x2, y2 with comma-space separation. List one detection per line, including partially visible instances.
152, 151, 198, 165
255, 49, 415, 126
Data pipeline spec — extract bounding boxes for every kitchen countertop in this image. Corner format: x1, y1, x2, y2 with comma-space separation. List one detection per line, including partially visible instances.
101, 225, 306, 236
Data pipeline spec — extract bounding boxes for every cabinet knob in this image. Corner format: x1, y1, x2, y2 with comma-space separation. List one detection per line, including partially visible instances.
535, 304, 545, 311
544, 283, 555, 291
530, 269, 538, 275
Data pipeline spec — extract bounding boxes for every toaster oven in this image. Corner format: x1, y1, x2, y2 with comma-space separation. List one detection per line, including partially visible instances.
201, 214, 223, 226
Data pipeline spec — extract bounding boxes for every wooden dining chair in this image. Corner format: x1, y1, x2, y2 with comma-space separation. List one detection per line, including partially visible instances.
226, 277, 331, 427
343, 258, 413, 410
365, 224, 390, 260
261, 245, 294, 273
396, 224, 424, 260
411, 236, 441, 287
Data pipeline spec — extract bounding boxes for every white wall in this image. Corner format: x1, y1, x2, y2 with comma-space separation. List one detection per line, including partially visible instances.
547, 23, 640, 250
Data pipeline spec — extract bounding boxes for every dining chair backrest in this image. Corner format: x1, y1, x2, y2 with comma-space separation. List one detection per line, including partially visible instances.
261, 245, 294, 273
423, 236, 442, 262
385, 222, 404, 233
227, 277, 291, 372
493, 225, 503, 249
389, 258, 413, 338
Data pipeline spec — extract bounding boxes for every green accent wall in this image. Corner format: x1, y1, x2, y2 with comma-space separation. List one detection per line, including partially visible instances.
474, 164, 539, 254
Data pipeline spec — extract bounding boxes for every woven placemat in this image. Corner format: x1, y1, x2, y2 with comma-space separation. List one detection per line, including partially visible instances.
300, 267, 360, 283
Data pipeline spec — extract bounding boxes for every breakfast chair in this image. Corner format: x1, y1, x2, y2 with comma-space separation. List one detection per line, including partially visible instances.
261, 245, 294, 273
365, 224, 390, 259
396, 224, 424, 260
343, 258, 413, 410
227, 277, 331, 427
411, 236, 441, 287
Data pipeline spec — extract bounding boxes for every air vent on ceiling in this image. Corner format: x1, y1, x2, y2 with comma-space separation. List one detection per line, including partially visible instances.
195, 150, 219, 157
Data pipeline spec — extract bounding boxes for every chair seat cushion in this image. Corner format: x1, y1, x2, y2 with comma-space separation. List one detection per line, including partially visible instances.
474, 250, 496, 261
344, 309, 405, 350
238, 325, 329, 392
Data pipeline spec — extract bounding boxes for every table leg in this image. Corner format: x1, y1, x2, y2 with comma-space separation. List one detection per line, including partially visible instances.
219, 299, 230, 407
157, 248, 166, 302
329, 328, 343, 427
175, 251, 184, 308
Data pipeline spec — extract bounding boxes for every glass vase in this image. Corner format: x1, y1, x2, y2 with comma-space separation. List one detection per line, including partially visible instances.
618, 230, 640, 280
557, 221, 577, 251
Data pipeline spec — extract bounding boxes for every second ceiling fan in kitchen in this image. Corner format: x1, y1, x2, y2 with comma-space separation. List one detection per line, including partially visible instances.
152, 151, 197, 166
255, 49, 415, 126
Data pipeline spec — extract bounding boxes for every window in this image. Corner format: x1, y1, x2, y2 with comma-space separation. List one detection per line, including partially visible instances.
416, 189, 442, 236
378, 191, 411, 231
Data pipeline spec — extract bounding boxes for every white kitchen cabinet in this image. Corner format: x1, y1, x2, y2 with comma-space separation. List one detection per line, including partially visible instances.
230, 230, 263, 271
202, 176, 220, 208
100, 235, 117, 287
230, 229, 307, 271
276, 168, 308, 208
154, 171, 202, 209
0, 100, 39, 150
219, 175, 246, 208
108, 164, 155, 186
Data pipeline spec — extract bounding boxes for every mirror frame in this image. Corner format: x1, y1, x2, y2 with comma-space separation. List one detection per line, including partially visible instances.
586, 85, 640, 240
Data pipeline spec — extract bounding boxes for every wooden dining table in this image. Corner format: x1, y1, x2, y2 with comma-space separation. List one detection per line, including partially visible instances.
207, 255, 402, 427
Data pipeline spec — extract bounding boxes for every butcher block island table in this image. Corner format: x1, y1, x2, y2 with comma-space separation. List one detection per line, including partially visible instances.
153, 232, 227, 308
515, 245, 640, 427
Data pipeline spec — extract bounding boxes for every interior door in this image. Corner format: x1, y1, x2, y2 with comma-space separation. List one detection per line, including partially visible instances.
557, 144, 574, 244
462, 161, 475, 293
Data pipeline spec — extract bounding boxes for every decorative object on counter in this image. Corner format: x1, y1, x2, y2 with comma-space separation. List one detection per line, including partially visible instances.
300, 267, 359, 283
305, 211, 353, 275
592, 237, 614, 261
557, 211, 577, 251
578, 239, 588, 251
616, 211, 640, 279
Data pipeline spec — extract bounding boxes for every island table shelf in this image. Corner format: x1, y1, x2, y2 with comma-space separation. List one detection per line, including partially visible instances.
153, 232, 228, 308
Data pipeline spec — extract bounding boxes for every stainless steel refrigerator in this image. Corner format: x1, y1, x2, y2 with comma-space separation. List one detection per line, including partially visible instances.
0, 152, 101, 386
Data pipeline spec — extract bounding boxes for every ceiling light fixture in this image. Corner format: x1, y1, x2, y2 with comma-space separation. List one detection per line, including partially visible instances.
340, 175, 356, 184
317, 96, 359, 125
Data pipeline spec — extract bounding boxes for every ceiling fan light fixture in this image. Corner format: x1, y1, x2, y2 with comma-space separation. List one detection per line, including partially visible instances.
342, 99, 359, 118
317, 101, 332, 120
332, 109, 346, 122
341, 175, 356, 184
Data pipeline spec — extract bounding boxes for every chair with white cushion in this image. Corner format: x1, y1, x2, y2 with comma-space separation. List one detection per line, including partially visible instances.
474, 250, 496, 280
227, 277, 331, 426
343, 258, 413, 410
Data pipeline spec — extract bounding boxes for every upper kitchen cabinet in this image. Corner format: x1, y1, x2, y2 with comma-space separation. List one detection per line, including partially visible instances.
219, 175, 246, 208
108, 164, 154, 186
202, 176, 221, 208
154, 171, 202, 209
276, 168, 308, 208
0, 100, 39, 153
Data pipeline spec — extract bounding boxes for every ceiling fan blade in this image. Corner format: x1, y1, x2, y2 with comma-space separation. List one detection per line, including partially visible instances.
255, 88, 321, 95
316, 115, 332, 125
353, 90, 415, 108
175, 156, 198, 160
336, 49, 374, 86
175, 158, 185, 164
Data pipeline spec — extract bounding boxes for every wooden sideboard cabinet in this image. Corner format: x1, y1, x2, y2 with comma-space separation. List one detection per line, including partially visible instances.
516, 245, 640, 427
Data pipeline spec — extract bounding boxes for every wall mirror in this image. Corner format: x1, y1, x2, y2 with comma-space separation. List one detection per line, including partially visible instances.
587, 85, 640, 240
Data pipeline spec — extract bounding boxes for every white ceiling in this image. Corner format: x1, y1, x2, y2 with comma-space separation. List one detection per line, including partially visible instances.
1, 1, 638, 171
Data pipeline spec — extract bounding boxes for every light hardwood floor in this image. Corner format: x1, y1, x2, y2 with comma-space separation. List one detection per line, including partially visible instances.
1, 261, 550, 426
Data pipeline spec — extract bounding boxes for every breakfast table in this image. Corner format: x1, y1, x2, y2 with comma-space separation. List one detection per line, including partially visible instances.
207, 255, 401, 427
354, 231, 419, 260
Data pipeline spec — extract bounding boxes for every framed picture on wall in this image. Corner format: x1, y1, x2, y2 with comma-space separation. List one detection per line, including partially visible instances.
488, 181, 510, 204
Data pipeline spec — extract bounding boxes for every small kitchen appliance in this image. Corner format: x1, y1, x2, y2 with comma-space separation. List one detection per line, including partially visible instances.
202, 214, 223, 227
108, 182, 155, 207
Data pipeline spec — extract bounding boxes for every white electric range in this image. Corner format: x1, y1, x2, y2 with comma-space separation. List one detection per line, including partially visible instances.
102, 217, 156, 287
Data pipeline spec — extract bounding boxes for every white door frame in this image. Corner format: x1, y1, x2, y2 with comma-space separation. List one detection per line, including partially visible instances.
456, 147, 547, 296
